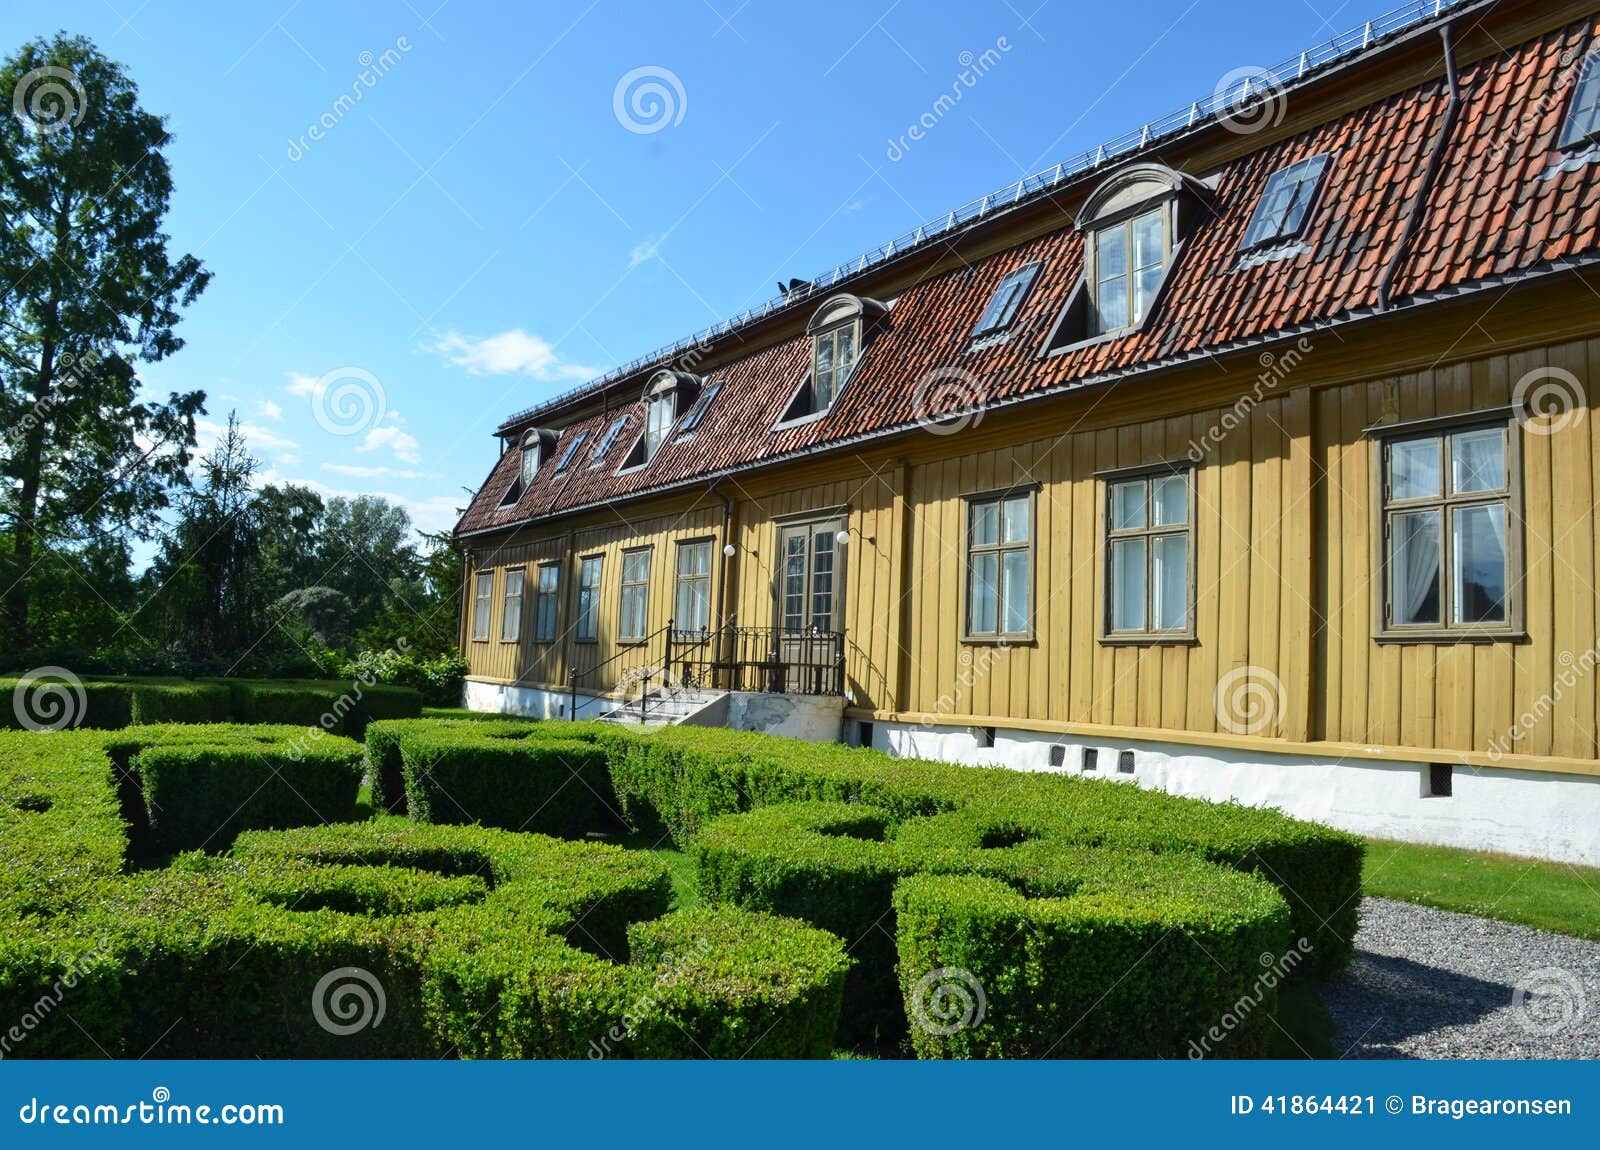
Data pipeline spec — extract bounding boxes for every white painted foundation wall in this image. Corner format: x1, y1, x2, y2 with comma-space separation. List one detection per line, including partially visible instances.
866, 720, 1600, 867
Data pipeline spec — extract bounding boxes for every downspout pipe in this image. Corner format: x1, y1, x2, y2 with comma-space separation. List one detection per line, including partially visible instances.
1377, 22, 1460, 311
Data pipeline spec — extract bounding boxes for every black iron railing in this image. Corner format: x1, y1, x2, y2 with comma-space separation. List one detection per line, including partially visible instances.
566, 619, 846, 718
670, 623, 845, 697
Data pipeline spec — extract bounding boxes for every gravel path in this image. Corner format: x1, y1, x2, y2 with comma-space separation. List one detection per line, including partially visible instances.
1320, 897, 1600, 1059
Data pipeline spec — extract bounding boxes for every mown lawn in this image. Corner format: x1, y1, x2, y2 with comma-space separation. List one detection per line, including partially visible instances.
1361, 836, 1600, 940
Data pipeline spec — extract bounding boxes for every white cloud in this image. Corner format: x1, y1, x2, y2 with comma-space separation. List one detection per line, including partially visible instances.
286, 372, 320, 397
256, 399, 284, 422
429, 329, 598, 381
194, 417, 300, 458
356, 424, 421, 464
628, 233, 666, 268
323, 462, 440, 480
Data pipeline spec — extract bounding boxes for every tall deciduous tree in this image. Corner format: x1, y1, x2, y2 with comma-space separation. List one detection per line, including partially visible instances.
0, 34, 210, 648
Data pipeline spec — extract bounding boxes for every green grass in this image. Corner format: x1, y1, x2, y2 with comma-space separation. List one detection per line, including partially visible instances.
1362, 836, 1600, 940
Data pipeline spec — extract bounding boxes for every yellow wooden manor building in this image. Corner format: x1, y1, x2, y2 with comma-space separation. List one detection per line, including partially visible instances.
455, 0, 1600, 864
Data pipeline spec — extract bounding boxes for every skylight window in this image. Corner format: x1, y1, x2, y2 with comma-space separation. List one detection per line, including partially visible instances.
1559, 52, 1600, 150
972, 262, 1042, 338
555, 430, 588, 471
678, 379, 722, 434
1240, 154, 1331, 251
643, 391, 676, 460
590, 416, 627, 465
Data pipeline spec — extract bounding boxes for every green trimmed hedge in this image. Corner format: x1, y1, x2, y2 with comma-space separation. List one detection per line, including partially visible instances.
0, 805, 848, 1059
0, 675, 421, 735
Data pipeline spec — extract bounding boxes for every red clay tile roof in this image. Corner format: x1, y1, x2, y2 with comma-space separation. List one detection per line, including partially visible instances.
458, 9, 1600, 538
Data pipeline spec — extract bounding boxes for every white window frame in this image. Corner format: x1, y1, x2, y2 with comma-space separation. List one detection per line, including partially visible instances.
471, 570, 494, 642
618, 546, 652, 642
1099, 462, 1196, 644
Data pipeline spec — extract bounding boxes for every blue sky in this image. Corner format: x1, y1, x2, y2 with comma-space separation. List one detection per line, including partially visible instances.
2, 0, 1376, 547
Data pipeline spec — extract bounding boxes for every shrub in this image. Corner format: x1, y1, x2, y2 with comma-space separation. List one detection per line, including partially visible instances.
208, 678, 420, 739
364, 716, 542, 816
399, 730, 620, 835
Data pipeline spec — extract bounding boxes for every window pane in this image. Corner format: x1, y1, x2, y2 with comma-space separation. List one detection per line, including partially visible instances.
1390, 437, 1442, 501
971, 501, 999, 546
1002, 496, 1030, 543
1111, 538, 1146, 631
1153, 535, 1187, 630
1133, 264, 1164, 324
1132, 211, 1163, 269
969, 552, 999, 634
1097, 274, 1129, 331
1451, 428, 1505, 494
1152, 475, 1187, 525
836, 326, 855, 376
1002, 549, 1030, 634
1453, 504, 1508, 624
1096, 221, 1128, 279
1560, 58, 1600, 148
1112, 481, 1147, 530
1391, 510, 1441, 625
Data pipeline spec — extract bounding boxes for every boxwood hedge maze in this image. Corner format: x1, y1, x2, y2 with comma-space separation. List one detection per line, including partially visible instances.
0, 699, 1362, 1059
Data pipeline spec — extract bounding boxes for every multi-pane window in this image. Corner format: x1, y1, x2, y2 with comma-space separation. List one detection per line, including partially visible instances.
520, 445, 538, 488
1093, 207, 1165, 334
1378, 420, 1518, 636
619, 548, 652, 640
500, 569, 524, 642
471, 571, 494, 641
812, 323, 857, 412
556, 430, 588, 471
1240, 154, 1330, 250
1104, 468, 1192, 638
643, 394, 675, 462
576, 555, 603, 642
674, 540, 713, 633
590, 416, 627, 466
1559, 50, 1600, 150
972, 262, 1042, 337
678, 380, 722, 434
533, 562, 560, 643
965, 491, 1033, 640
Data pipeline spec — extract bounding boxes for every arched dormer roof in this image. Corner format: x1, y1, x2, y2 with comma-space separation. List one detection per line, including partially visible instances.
804, 293, 888, 335
1074, 162, 1204, 231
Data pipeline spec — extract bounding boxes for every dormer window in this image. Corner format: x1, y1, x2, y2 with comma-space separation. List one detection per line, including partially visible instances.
622, 370, 701, 469
1559, 51, 1600, 150
972, 262, 1042, 339
779, 294, 886, 425
1092, 208, 1166, 334
500, 428, 555, 506
1045, 163, 1202, 353
1240, 154, 1331, 251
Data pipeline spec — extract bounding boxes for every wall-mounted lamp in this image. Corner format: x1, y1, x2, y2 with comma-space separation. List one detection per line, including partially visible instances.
835, 527, 875, 547
722, 543, 737, 558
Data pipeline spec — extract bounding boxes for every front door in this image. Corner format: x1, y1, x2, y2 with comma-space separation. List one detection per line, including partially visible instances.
775, 518, 843, 693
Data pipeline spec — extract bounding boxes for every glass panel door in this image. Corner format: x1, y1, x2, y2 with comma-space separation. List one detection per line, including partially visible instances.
774, 519, 843, 692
